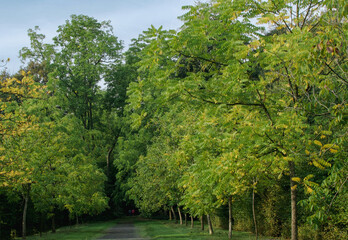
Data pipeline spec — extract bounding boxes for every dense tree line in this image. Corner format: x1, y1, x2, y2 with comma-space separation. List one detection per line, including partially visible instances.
0, 1, 347, 240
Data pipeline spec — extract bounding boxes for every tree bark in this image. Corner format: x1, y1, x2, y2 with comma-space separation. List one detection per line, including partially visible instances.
191, 215, 194, 228
171, 206, 177, 224
106, 138, 117, 175
252, 180, 258, 240
178, 206, 183, 225
289, 161, 298, 240
207, 214, 214, 235
201, 215, 204, 231
22, 184, 30, 240
106, 147, 113, 174
169, 210, 172, 220
228, 196, 233, 240
88, 101, 93, 130
185, 213, 188, 226
52, 214, 56, 233
40, 213, 44, 237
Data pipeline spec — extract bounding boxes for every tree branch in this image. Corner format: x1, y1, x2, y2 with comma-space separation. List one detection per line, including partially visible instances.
326, 176, 348, 214
301, 0, 313, 29
177, 50, 229, 67
184, 89, 262, 107
324, 62, 348, 84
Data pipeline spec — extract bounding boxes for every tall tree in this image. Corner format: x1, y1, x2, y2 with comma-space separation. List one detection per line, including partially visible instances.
51, 14, 123, 130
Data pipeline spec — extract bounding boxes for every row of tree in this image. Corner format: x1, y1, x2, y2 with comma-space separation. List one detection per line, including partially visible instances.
0, 15, 127, 239
117, 0, 347, 240
0, 0, 346, 240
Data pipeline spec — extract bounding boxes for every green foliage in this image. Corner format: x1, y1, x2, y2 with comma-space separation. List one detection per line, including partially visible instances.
1, 1, 347, 239
123, 0, 347, 239
50, 15, 123, 130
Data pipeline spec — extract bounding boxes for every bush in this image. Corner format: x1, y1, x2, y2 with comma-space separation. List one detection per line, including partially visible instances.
321, 224, 348, 240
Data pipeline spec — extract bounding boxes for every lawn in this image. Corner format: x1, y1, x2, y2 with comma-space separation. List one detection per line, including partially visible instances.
22, 220, 116, 240
134, 219, 275, 240
22, 217, 276, 240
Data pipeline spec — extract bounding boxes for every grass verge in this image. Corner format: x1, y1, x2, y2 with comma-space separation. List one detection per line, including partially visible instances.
134, 219, 275, 240
22, 220, 116, 240
21, 217, 277, 240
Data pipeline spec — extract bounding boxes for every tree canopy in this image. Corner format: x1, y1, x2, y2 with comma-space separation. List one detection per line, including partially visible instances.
0, 1, 347, 240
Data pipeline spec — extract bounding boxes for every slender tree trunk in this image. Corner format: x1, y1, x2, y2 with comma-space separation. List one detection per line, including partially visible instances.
171, 206, 177, 224
178, 206, 183, 225
88, 101, 93, 130
76, 214, 79, 225
40, 213, 44, 237
207, 214, 214, 235
52, 214, 56, 233
252, 180, 258, 240
228, 196, 233, 240
185, 213, 188, 226
289, 161, 298, 240
200, 215, 204, 231
191, 215, 194, 228
106, 147, 113, 174
169, 210, 172, 220
22, 184, 30, 240
106, 139, 117, 175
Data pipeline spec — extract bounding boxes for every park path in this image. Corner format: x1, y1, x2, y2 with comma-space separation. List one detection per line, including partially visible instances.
98, 222, 148, 240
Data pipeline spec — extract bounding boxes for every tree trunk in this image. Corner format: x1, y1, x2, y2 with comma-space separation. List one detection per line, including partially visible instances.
171, 206, 177, 224
169, 210, 172, 220
185, 213, 188, 226
106, 139, 117, 175
289, 161, 298, 240
40, 213, 44, 237
252, 180, 258, 240
201, 215, 204, 231
88, 101, 93, 130
207, 214, 214, 235
191, 215, 194, 228
52, 214, 56, 233
177, 206, 183, 225
106, 147, 113, 174
76, 214, 79, 225
22, 184, 30, 240
228, 196, 233, 240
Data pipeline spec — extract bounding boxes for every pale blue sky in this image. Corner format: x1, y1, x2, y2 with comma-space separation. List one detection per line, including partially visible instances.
0, 0, 196, 73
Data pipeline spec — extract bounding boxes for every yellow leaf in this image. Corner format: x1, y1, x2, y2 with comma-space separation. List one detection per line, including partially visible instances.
322, 144, 334, 149
329, 149, 338, 153
292, 177, 301, 183
314, 140, 322, 147
306, 186, 313, 194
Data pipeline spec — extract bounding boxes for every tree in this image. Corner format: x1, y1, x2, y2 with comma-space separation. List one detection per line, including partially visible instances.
51, 14, 123, 130
124, 1, 347, 239
19, 26, 55, 84
0, 72, 47, 239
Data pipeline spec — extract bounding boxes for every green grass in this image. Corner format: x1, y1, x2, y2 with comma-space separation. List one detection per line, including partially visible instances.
22, 220, 117, 240
21, 217, 277, 240
134, 219, 275, 240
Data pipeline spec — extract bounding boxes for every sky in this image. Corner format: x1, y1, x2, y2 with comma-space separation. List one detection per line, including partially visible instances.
0, 0, 196, 74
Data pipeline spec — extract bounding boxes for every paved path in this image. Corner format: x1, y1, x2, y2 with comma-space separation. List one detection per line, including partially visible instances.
98, 222, 147, 240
